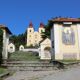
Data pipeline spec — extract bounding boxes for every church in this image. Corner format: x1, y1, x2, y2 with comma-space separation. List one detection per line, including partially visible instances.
27, 22, 45, 46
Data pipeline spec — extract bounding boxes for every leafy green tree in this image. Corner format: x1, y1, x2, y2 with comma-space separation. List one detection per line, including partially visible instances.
41, 23, 51, 39
10, 31, 27, 50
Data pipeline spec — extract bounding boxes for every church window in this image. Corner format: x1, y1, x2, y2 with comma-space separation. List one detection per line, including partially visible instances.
30, 30, 31, 32
41, 30, 43, 33
10, 47, 13, 49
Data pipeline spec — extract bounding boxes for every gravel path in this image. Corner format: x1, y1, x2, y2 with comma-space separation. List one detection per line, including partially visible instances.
4, 66, 80, 80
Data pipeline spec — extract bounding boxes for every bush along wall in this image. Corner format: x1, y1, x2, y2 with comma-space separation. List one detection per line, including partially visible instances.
0, 29, 3, 65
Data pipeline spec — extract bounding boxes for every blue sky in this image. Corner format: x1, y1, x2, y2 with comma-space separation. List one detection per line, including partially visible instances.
0, 0, 80, 35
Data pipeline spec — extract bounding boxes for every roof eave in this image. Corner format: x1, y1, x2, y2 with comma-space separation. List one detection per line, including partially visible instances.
0, 26, 12, 34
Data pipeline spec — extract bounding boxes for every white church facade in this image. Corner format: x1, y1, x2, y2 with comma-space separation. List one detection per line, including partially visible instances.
27, 22, 45, 46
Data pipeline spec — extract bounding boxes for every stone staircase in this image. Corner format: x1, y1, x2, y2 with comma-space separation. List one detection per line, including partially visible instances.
2, 61, 62, 71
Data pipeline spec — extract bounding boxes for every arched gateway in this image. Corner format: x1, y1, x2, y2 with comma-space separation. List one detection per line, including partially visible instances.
0, 25, 12, 60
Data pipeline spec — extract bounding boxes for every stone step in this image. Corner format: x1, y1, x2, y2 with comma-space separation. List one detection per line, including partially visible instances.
8, 66, 56, 71
6, 64, 54, 67
6, 65, 57, 71
6, 63, 53, 66
2, 61, 64, 71
4, 61, 52, 65
6, 61, 50, 64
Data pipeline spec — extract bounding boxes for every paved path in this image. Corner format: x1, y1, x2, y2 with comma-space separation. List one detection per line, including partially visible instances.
42, 66, 80, 80
4, 71, 54, 80
4, 66, 80, 80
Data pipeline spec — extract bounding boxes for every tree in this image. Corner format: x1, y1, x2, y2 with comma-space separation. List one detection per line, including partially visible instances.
41, 23, 51, 39
10, 31, 27, 50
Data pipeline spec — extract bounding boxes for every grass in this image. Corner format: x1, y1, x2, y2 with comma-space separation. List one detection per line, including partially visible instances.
0, 67, 8, 80
0, 78, 3, 80
0, 67, 7, 74
59, 60, 80, 64
8, 51, 40, 61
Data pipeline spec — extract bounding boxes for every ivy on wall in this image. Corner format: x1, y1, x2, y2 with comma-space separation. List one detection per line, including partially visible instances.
0, 29, 3, 64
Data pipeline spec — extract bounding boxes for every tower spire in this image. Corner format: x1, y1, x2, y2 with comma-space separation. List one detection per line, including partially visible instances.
29, 22, 33, 28
40, 22, 44, 28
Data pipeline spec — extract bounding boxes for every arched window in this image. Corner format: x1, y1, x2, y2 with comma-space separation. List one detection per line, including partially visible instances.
30, 30, 31, 32
41, 30, 43, 33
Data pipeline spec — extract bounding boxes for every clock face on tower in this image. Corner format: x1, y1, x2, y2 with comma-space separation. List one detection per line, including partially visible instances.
62, 26, 75, 45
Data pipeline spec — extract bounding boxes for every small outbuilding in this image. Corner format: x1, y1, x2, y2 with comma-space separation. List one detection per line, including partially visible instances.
8, 43, 15, 53
49, 17, 80, 60
39, 38, 51, 60
19, 45, 24, 51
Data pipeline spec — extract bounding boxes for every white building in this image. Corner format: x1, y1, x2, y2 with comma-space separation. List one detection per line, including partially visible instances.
39, 38, 51, 60
49, 17, 80, 60
19, 45, 24, 51
8, 43, 15, 53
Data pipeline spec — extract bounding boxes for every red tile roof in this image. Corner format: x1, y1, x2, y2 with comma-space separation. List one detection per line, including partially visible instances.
49, 17, 80, 22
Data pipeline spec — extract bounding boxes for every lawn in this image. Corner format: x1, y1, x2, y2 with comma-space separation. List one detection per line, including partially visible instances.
59, 60, 80, 64
8, 51, 40, 61
0, 67, 8, 80
0, 67, 7, 75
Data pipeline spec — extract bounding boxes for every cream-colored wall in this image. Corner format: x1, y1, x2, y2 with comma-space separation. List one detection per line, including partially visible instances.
77, 24, 80, 53
61, 25, 79, 60
33, 32, 39, 45
40, 38, 51, 60
51, 23, 80, 60
27, 28, 34, 46
52, 24, 63, 60
60, 25, 79, 52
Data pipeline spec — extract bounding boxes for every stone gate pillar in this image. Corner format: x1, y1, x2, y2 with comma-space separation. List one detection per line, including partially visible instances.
2, 30, 9, 59
0, 25, 12, 60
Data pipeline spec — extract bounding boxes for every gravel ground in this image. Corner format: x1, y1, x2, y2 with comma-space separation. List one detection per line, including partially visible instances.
42, 66, 80, 80
4, 70, 56, 80
4, 66, 80, 80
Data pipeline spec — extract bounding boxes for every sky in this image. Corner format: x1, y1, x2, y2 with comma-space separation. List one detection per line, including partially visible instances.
0, 0, 80, 35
